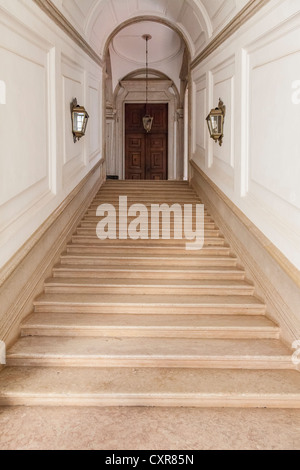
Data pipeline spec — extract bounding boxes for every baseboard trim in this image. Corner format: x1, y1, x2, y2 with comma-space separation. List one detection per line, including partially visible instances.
190, 160, 300, 346
0, 160, 105, 347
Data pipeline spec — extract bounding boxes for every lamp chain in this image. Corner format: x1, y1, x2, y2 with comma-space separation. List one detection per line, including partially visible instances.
145, 35, 149, 111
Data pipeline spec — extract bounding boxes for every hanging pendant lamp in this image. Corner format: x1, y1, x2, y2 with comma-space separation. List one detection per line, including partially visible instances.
142, 34, 153, 133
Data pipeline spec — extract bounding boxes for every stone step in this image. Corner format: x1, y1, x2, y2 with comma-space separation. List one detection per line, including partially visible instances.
68, 243, 229, 255
95, 197, 200, 201
103, 182, 190, 186
69, 239, 229, 250
84, 216, 214, 224
6, 336, 292, 369
33, 293, 266, 315
2, 367, 300, 407
93, 186, 197, 192
79, 221, 218, 230
86, 212, 207, 220
88, 201, 204, 208
69, 237, 219, 246
90, 195, 203, 201
21, 313, 279, 339
76, 227, 222, 237
73, 233, 225, 243
86, 208, 208, 216
52, 264, 246, 280
99, 188, 193, 193
43, 277, 254, 296
59, 253, 238, 267
99, 185, 194, 190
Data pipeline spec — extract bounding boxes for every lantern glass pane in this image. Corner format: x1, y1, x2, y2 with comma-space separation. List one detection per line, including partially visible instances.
207, 119, 212, 135
218, 116, 223, 134
211, 116, 219, 134
74, 112, 85, 132
82, 116, 88, 134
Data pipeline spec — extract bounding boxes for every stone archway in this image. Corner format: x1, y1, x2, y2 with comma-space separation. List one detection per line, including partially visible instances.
103, 17, 191, 181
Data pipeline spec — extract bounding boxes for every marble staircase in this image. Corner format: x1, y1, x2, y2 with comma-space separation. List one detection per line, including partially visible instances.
1, 181, 300, 407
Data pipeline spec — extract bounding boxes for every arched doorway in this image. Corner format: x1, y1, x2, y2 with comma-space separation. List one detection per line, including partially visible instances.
104, 20, 190, 181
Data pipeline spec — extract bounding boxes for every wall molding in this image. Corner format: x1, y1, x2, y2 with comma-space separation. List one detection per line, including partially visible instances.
32, 0, 103, 67
190, 160, 300, 346
191, 0, 271, 69
0, 160, 103, 286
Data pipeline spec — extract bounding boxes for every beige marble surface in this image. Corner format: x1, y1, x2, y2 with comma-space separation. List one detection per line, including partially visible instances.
1, 367, 300, 395
7, 336, 291, 360
0, 406, 299, 450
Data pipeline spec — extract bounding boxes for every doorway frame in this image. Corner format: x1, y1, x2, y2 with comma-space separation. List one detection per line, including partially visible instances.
114, 78, 181, 180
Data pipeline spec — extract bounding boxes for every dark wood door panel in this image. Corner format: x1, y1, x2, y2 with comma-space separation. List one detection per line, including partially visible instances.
125, 104, 145, 133
125, 133, 145, 180
125, 104, 168, 180
147, 134, 167, 180
149, 172, 166, 181
147, 104, 168, 133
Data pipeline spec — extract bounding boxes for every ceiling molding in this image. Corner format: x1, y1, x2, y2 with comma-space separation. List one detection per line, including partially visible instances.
103, 15, 193, 61
111, 33, 183, 68
32, 0, 103, 67
191, 0, 271, 69
33, 0, 270, 72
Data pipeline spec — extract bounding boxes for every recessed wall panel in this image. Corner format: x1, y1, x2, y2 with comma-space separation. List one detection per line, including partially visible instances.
249, 51, 300, 209
0, 45, 48, 206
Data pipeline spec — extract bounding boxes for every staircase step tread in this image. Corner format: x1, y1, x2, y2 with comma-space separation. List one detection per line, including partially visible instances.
90, 200, 203, 203
22, 313, 278, 331
34, 293, 264, 306
69, 244, 228, 250
71, 239, 226, 244
60, 253, 235, 260
72, 235, 224, 240
90, 198, 203, 202
53, 264, 244, 273
7, 337, 291, 361
1, 367, 300, 407
44, 278, 252, 288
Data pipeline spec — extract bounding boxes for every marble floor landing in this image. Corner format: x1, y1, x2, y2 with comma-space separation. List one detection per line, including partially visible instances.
0, 406, 299, 450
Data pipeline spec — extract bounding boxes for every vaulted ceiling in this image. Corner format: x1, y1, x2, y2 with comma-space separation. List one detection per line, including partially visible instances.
109, 20, 185, 91
52, 0, 249, 60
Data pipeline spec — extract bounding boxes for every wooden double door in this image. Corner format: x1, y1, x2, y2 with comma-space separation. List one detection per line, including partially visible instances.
125, 103, 168, 180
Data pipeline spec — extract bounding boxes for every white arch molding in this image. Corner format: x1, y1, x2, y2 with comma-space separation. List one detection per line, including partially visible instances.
84, 0, 213, 59
103, 16, 189, 181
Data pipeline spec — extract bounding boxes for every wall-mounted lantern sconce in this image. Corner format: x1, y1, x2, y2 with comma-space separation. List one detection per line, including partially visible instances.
71, 98, 89, 143
206, 98, 226, 146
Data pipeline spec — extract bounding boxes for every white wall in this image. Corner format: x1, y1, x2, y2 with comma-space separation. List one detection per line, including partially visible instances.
191, 0, 300, 270
0, 0, 103, 270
